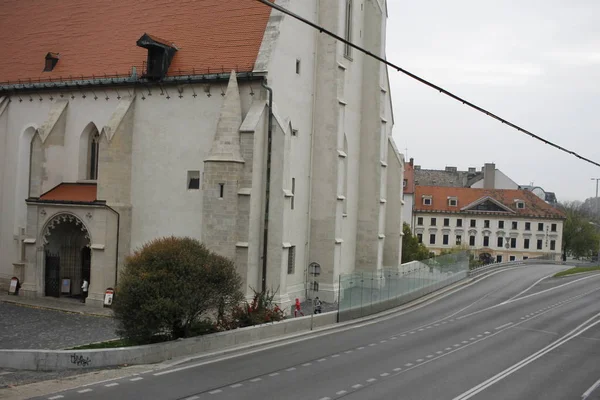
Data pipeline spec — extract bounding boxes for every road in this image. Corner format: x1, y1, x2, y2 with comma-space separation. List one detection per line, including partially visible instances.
34, 264, 600, 400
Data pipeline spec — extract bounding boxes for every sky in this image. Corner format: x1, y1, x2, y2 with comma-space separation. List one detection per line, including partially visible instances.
386, 0, 600, 201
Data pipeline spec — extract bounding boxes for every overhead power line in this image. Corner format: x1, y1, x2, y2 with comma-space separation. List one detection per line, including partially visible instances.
255, 0, 600, 168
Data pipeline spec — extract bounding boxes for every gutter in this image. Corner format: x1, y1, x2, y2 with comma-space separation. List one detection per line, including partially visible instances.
261, 80, 274, 293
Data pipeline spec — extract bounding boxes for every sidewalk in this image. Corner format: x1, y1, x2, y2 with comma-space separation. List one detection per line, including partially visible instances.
0, 293, 112, 317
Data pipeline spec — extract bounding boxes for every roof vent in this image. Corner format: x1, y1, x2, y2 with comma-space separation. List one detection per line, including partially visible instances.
445, 166, 457, 172
136, 33, 178, 80
44, 52, 60, 72
468, 167, 476, 173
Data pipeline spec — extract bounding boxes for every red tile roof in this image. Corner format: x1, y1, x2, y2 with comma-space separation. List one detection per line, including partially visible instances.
414, 186, 565, 219
39, 183, 97, 203
0, 0, 272, 83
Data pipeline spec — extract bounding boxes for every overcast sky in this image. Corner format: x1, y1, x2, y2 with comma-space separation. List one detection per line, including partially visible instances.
386, 0, 600, 201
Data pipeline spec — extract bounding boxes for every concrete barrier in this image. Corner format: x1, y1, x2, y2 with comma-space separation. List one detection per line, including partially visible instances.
0, 312, 337, 371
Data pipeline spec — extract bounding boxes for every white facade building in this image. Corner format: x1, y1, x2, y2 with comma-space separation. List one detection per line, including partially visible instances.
0, 0, 403, 308
413, 186, 564, 262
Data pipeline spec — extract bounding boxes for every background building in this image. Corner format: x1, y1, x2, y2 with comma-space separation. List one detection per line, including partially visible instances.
413, 186, 565, 262
0, 0, 403, 307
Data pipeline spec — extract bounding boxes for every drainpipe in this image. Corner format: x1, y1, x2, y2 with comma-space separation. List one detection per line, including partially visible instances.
261, 80, 274, 293
104, 204, 120, 288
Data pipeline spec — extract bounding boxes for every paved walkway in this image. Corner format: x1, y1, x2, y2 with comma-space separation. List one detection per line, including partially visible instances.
0, 293, 112, 317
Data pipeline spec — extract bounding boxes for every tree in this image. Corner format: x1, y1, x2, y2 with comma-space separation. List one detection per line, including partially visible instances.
559, 203, 600, 260
401, 223, 430, 263
113, 236, 243, 344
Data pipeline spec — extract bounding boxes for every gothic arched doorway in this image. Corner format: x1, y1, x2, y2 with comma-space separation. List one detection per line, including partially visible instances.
42, 214, 91, 299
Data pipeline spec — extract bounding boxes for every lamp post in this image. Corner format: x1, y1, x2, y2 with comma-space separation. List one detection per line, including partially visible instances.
591, 178, 600, 219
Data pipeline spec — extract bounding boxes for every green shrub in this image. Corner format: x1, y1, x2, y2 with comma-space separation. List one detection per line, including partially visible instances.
219, 289, 285, 329
113, 236, 243, 344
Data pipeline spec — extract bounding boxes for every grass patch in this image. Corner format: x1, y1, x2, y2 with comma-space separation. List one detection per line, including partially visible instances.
554, 266, 600, 278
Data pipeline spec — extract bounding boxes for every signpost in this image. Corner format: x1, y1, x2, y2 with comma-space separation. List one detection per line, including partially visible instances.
308, 262, 321, 330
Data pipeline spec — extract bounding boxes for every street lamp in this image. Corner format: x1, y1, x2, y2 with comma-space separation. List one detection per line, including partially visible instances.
591, 178, 600, 219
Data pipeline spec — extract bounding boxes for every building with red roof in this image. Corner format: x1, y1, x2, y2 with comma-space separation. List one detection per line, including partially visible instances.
0, 1, 403, 307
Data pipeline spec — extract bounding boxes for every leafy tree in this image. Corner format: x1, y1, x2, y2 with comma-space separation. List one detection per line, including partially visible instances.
559, 202, 600, 260
113, 236, 243, 344
401, 223, 430, 263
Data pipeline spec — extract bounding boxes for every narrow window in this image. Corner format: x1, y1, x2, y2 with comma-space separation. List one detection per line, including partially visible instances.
512, 221, 518, 230
483, 236, 490, 247
429, 234, 436, 245
497, 237, 503, 248
344, 0, 353, 58
89, 132, 100, 180
456, 235, 462, 246
496, 255, 503, 263
287, 245, 296, 274
551, 223, 557, 232
537, 239, 543, 250
470, 219, 476, 228
417, 217, 423, 226
509, 255, 516, 261
187, 171, 200, 190
295, 59, 301, 74
524, 239, 530, 249
456, 219, 463, 227
417, 233, 423, 243
291, 178, 296, 210
510, 238, 516, 248
219, 183, 225, 198
431, 217, 436, 226
538, 222, 544, 231
292, 129, 298, 137
469, 236, 476, 246
523, 256, 529, 260
443, 218, 450, 227
525, 222, 531, 231
443, 235, 449, 245
498, 221, 504, 229
550, 240, 556, 251
484, 220, 490, 228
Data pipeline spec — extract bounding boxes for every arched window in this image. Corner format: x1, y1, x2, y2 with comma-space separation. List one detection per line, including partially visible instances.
89, 131, 100, 180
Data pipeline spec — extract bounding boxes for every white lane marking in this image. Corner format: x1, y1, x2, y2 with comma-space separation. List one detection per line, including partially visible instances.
426, 355, 434, 358
503, 272, 556, 303
77, 389, 93, 394
231, 383, 243, 388
434, 324, 440, 327
48, 396, 64, 400
130, 377, 143, 381
352, 384, 363, 389
582, 376, 600, 399
418, 329, 424, 331
393, 367, 402, 372
318, 358, 327, 362
250, 378, 262, 382
286, 367, 296, 371
345, 350, 353, 354
454, 344, 461, 347
401, 334, 406, 337
105, 383, 119, 387
469, 338, 476, 341
484, 331, 491, 334
521, 317, 526, 320
185, 397, 200, 400
477, 334, 483, 337
410, 331, 415, 334
458, 273, 600, 321
331, 355, 340, 358
209, 389, 223, 394
269, 372, 280, 376
416, 359, 424, 362
357, 347, 365, 350
453, 312, 600, 400
367, 378, 377, 382
303, 363, 312, 366
336, 390, 348, 395
445, 347, 452, 350
436, 351, 443, 354
380, 373, 390, 377
368, 343, 376, 347
495, 322, 513, 330
391, 337, 397, 340
380, 340, 387, 343
462, 341, 469, 344
319, 397, 331, 400
426, 326, 432, 329
405, 363, 414, 367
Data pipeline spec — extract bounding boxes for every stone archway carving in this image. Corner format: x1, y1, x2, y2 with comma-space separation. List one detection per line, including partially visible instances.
42, 213, 91, 246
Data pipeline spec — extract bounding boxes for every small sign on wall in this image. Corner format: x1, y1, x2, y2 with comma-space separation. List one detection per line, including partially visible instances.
9, 277, 19, 295
104, 288, 114, 307
61, 278, 71, 294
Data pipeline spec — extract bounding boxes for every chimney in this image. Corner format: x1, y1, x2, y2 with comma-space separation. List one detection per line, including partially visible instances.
409, 158, 414, 166
483, 163, 496, 189
468, 167, 476, 173
445, 166, 457, 172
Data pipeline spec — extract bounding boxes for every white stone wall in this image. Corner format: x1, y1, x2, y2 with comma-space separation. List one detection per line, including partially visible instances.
470, 169, 519, 190
402, 194, 414, 229
413, 212, 563, 260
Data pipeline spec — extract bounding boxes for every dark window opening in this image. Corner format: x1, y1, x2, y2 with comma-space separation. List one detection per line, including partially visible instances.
537, 239, 543, 250
287, 246, 296, 274
483, 236, 489, 247
510, 238, 517, 248
538, 223, 544, 231
444, 218, 450, 227
484, 220, 490, 228
219, 183, 225, 198
470, 219, 476, 228
431, 218, 436, 226
136, 33, 178, 80
469, 236, 476, 246
456, 235, 462, 245
443, 235, 449, 245
417, 234, 423, 243
512, 221, 518, 230
551, 223, 557, 232
498, 221, 504, 229
296, 59, 301, 74
344, 0, 353, 58
429, 234, 436, 245
525, 222, 531, 231
291, 178, 296, 210
550, 240, 556, 251
187, 171, 200, 190
497, 237, 503, 247
496, 255, 503, 263
510, 255, 516, 261
89, 133, 100, 180
457, 219, 463, 227
524, 239, 530, 249
417, 217, 423, 226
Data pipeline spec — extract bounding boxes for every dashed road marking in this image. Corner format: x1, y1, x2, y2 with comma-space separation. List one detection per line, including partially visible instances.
231, 383, 243, 388
48, 396, 64, 400
209, 389, 222, 394
352, 384, 363, 389
357, 347, 365, 350
454, 344, 461, 347
319, 397, 331, 400
445, 347, 452, 350
485, 331, 491, 335
345, 350, 353, 354
77, 389, 93, 394
495, 322, 513, 330
380, 340, 387, 343
286, 367, 296, 371
130, 377, 143, 381
416, 359, 424, 362
250, 378, 261, 382
318, 358, 327, 362
462, 341, 469, 344
405, 363, 414, 367
367, 378, 377, 382
393, 368, 402, 372
303, 363, 312, 366
436, 351, 443, 354
269, 372, 280, 376
105, 383, 119, 387
185, 397, 200, 400
391, 337, 398, 340
0, 372, 12, 376
332, 354, 340, 358
336, 390, 348, 395
368, 343, 377, 347
380, 373, 390, 377
426, 355, 434, 358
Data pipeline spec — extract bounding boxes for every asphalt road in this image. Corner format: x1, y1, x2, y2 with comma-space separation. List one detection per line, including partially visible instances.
33, 264, 600, 400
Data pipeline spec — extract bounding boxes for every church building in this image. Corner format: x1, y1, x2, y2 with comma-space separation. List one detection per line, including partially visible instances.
0, 0, 403, 308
